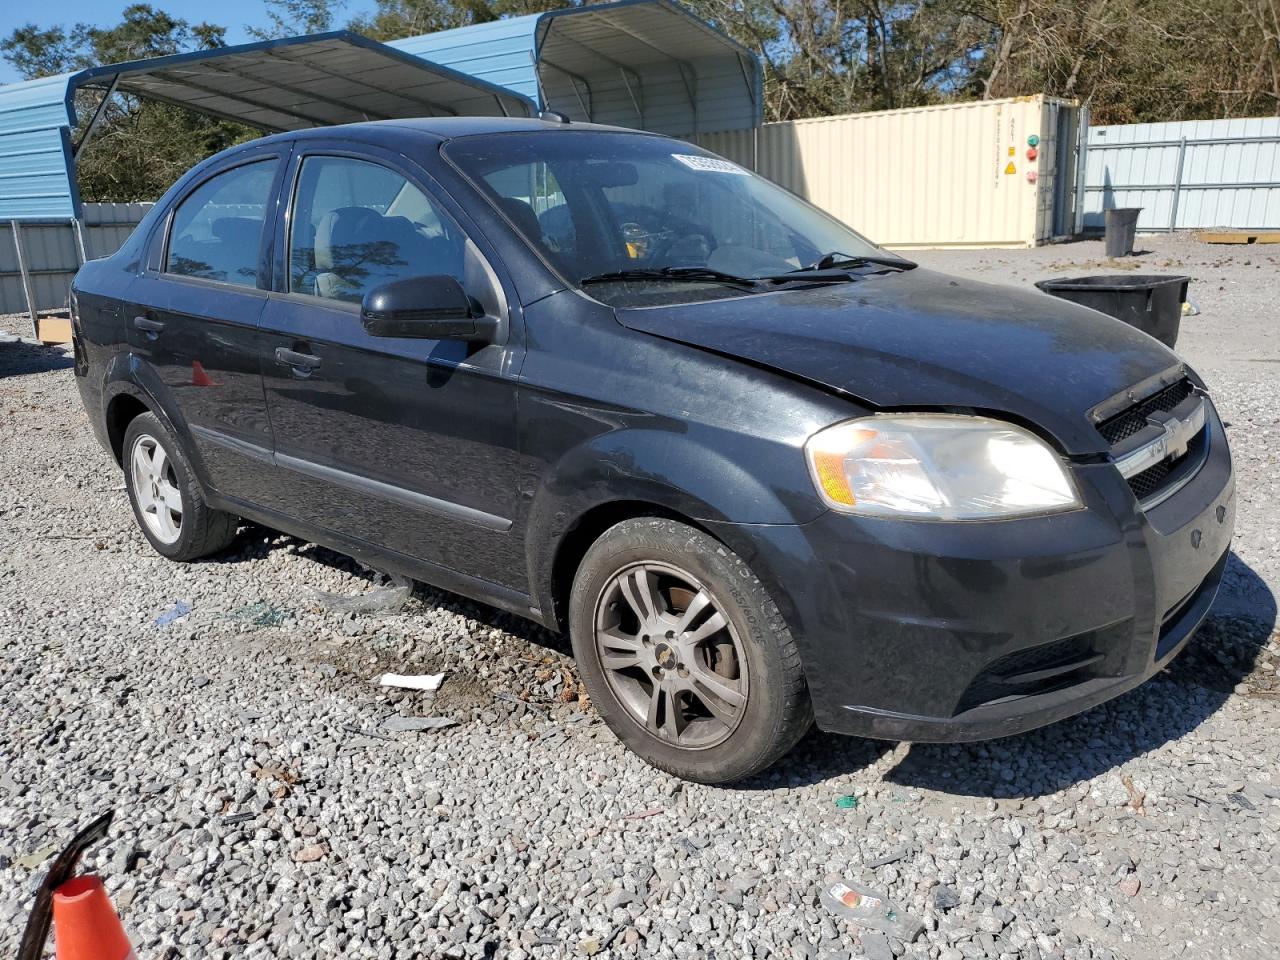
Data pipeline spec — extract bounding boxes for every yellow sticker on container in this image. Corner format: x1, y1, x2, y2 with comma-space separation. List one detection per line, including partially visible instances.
1005, 161, 1017, 174
1008, 146, 1016, 156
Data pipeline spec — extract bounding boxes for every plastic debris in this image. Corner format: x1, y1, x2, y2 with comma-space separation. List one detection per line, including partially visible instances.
382, 716, 457, 733
932, 884, 961, 912
835, 794, 860, 809
307, 573, 412, 614
153, 600, 191, 627
378, 672, 444, 692
865, 846, 909, 868
820, 879, 924, 941
1182, 298, 1201, 316
15, 846, 56, 870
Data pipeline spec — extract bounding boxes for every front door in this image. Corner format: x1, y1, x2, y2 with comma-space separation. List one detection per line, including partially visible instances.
125, 150, 286, 500
256, 148, 527, 590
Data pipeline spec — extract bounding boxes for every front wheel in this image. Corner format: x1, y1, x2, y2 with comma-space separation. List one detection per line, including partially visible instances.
569, 517, 812, 783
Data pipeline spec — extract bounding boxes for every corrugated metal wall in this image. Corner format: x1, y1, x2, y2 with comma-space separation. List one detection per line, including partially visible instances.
1082, 116, 1280, 231
389, 17, 542, 103
0, 72, 79, 220
1, 202, 149, 317
694, 95, 1074, 248
393, 3, 760, 137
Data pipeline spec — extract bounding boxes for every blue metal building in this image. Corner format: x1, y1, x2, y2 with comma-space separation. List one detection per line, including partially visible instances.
0, 0, 762, 222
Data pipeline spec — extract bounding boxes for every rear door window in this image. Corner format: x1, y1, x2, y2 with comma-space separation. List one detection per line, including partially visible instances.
165, 160, 278, 287
287, 155, 465, 303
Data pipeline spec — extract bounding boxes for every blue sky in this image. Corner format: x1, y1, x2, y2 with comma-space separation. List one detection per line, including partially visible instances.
0, 0, 378, 83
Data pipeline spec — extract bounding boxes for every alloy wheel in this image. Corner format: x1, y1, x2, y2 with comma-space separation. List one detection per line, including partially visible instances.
130, 434, 183, 544
593, 561, 749, 749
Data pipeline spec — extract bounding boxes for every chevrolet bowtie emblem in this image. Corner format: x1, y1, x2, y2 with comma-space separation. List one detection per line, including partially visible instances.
1147, 407, 1197, 460
1113, 398, 1207, 481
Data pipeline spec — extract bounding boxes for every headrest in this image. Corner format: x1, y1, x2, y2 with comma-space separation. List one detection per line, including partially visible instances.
314, 206, 383, 271
495, 197, 543, 246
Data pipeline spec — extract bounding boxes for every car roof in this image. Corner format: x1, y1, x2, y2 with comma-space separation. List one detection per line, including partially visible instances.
255, 116, 651, 147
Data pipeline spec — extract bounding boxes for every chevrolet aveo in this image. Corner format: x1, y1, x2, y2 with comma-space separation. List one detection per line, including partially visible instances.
70, 117, 1235, 783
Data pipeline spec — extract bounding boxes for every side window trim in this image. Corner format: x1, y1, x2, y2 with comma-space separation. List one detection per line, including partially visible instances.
159, 152, 287, 292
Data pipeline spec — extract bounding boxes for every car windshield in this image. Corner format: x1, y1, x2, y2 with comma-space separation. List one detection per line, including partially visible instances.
444, 131, 889, 306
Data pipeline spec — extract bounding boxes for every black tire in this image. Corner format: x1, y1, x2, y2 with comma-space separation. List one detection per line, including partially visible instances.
122, 412, 238, 561
569, 517, 812, 784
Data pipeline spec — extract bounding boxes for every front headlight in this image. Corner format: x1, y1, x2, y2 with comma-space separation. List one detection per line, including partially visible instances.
805, 414, 1081, 520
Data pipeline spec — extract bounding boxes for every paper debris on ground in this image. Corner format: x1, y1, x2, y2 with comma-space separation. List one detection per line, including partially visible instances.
378, 672, 444, 692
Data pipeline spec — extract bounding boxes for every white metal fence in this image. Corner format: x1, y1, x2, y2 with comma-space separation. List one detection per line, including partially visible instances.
1, 203, 150, 323
1082, 117, 1280, 233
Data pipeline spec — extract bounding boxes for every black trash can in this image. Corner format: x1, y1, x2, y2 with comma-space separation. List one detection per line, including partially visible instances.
1104, 207, 1142, 257
1035, 274, 1191, 348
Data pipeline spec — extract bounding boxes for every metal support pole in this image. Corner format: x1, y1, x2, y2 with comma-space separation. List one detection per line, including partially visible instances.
71, 218, 88, 266
10, 220, 39, 337
74, 75, 119, 158
1169, 136, 1188, 232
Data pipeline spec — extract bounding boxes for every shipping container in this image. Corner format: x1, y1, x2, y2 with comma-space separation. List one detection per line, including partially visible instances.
694, 95, 1082, 249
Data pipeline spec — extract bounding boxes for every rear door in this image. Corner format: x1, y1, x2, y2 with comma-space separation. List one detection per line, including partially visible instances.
125, 146, 288, 500
256, 143, 528, 589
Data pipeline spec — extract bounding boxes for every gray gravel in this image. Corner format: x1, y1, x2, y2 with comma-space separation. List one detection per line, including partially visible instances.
2, 234, 1278, 960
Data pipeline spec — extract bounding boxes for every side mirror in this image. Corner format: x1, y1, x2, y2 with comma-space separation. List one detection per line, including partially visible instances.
361, 275, 498, 342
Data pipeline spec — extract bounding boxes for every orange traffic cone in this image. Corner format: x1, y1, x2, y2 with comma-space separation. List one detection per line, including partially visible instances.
191, 359, 219, 386
52, 875, 135, 960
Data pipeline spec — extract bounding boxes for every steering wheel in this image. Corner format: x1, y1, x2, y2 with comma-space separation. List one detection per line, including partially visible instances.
645, 223, 717, 266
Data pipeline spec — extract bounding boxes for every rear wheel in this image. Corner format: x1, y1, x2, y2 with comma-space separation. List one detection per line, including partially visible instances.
123, 412, 238, 561
569, 517, 811, 783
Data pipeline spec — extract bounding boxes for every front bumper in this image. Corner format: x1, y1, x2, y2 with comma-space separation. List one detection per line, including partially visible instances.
710, 404, 1235, 742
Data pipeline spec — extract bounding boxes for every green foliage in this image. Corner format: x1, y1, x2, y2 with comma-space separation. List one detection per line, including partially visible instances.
247, 0, 348, 40
348, 0, 576, 41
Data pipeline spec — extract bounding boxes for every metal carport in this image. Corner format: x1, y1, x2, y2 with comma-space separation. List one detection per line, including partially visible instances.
0, 31, 536, 221
391, 0, 763, 136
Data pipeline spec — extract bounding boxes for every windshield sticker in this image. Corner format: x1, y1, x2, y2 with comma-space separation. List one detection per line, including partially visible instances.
671, 154, 750, 175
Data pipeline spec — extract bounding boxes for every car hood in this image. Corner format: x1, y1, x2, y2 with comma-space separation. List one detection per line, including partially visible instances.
614, 268, 1184, 455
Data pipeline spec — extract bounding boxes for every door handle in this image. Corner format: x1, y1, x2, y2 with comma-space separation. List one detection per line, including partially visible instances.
133, 316, 164, 333
274, 346, 322, 372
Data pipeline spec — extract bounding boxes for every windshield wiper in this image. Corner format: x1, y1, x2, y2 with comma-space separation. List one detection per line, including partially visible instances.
791, 251, 918, 274
579, 267, 759, 289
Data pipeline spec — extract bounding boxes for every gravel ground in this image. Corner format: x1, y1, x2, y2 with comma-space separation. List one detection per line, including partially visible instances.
2, 234, 1278, 960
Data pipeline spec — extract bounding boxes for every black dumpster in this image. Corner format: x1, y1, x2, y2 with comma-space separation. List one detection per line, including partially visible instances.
1035, 274, 1190, 349
1104, 207, 1142, 257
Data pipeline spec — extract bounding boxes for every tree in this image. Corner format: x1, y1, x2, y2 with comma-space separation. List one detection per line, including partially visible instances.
248, 0, 347, 40
349, 0, 577, 42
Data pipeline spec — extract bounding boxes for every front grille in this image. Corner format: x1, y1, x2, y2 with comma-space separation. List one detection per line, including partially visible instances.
1126, 459, 1173, 500
1096, 378, 1194, 445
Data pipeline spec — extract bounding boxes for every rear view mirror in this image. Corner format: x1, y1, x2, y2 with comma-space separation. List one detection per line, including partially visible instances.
361, 275, 497, 342
578, 161, 638, 188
